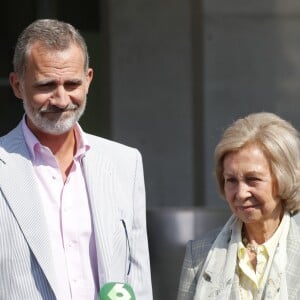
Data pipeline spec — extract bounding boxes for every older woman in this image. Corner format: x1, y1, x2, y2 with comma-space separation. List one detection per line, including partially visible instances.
177, 112, 300, 300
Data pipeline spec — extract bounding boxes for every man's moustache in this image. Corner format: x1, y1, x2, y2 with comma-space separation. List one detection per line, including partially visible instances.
40, 104, 78, 113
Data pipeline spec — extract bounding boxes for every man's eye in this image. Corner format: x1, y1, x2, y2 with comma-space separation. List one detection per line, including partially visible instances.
36, 83, 55, 90
64, 82, 80, 91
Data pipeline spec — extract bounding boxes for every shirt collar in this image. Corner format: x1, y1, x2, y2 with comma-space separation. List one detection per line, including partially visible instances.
21, 115, 90, 161
237, 211, 290, 257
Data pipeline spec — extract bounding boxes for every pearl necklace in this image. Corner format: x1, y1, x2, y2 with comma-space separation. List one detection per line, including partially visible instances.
242, 230, 259, 254
243, 237, 258, 254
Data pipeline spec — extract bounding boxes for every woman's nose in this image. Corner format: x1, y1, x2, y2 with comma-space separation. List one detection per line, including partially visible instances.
236, 182, 251, 200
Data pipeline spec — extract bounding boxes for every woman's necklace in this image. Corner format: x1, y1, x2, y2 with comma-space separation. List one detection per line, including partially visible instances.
242, 236, 258, 254
242, 227, 258, 255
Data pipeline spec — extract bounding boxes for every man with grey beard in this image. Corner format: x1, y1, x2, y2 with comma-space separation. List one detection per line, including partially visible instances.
0, 19, 153, 300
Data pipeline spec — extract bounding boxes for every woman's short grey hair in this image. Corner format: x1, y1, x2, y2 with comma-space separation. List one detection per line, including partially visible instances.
215, 112, 300, 214
12, 19, 89, 78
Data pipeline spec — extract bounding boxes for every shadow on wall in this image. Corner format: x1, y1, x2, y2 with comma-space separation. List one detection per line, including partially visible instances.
147, 207, 232, 300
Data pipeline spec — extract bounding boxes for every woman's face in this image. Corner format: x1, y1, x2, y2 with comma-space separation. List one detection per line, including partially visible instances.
223, 144, 283, 225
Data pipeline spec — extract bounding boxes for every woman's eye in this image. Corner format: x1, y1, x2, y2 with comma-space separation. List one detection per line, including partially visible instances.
247, 177, 259, 182
248, 178, 262, 186
225, 178, 236, 183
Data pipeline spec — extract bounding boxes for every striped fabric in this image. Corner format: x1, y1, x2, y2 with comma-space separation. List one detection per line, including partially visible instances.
0, 121, 153, 300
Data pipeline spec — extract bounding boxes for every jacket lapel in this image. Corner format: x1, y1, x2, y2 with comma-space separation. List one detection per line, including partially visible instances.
0, 124, 58, 296
286, 218, 300, 298
81, 147, 116, 286
194, 216, 241, 299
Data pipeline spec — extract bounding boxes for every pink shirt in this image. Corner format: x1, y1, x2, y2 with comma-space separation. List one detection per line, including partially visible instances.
22, 117, 99, 300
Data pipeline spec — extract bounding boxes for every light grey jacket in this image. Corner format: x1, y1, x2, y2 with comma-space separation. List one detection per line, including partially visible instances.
0, 121, 153, 300
177, 215, 300, 300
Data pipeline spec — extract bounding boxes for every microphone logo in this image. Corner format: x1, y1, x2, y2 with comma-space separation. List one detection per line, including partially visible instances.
99, 282, 136, 300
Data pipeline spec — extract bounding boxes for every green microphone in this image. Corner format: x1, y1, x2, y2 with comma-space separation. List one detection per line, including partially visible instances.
99, 282, 136, 300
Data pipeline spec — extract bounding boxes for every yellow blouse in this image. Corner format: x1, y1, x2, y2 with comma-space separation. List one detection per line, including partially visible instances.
237, 213, 289, 299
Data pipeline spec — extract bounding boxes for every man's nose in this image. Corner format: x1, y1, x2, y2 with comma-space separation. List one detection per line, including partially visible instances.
49, 86, 70, 108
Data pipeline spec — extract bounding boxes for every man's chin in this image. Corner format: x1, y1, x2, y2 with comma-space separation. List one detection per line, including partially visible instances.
25, 109, 83, 135
40, 123, 75, 135
31, 118, 76, 135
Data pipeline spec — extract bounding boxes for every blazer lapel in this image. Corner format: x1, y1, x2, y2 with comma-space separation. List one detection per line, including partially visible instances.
81, 148, 116, 285
195, 217, 240, 299
286, 218, 300, 298
0, 125, 58, 296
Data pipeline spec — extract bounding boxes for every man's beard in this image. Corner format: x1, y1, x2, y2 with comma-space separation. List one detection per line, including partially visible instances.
23, 100, 86, 135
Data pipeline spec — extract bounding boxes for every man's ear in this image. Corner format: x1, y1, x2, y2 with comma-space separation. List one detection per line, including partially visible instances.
9, 72, 23, 99
85, 68, 94, 94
